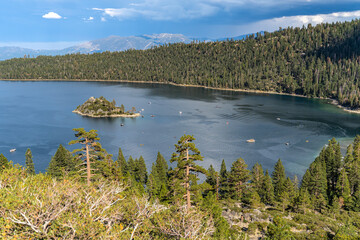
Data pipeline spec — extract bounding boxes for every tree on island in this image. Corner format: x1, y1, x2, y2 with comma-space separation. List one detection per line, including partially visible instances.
25, 148, 35, 175
170, 134, 207, 212
69, 128, 105, 185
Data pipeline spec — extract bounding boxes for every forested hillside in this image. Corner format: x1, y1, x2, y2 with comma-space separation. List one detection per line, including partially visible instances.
1, 20, 360, 108
1, 129, 360, 239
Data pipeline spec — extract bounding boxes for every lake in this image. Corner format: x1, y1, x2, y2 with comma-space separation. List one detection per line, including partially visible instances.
1, 81, 360, 178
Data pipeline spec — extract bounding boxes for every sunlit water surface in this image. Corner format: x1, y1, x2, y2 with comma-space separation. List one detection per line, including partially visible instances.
1, 81, 359, 177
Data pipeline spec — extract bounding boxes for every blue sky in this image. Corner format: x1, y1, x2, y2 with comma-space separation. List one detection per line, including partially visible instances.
1, 0, 360, 49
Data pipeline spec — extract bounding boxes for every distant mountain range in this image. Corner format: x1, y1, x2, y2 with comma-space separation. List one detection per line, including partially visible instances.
0, 33, 252, 60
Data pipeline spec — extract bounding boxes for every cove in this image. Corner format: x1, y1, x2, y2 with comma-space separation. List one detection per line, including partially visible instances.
1, 80, 360, 177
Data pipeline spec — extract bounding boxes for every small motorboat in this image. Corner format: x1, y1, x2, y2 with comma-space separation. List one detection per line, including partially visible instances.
285, 142, 289, 146
150, 115, 155, 117
10, 148, 16, 153
276, 118, 281, 120
246, 139, 255, 143
120, 123, 124, 127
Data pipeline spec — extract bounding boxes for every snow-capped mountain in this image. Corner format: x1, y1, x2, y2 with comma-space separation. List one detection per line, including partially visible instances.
0, 34, 192, 60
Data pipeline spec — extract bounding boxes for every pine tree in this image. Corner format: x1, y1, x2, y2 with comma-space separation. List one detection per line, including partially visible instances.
272, 159, 286, 200
115, 147, 127, 176
47, 144, 75, 178
228, 158, 250, 200
250, 163, 264, 195
127, 156, 136, 176
155, 152, 168, 185
69, 128, 106, 185
169, 134, 207, 212
284, 177, 295, 201
294, 188, 311, 213
219, 159, 229, 199
206, 165, 220, 200
336, 168, 351, 209
308, 160, 328, 210
25, 148, 35, 175
135, 156, 147, 185
262, 169, 275, 205
147, 166, 159, 199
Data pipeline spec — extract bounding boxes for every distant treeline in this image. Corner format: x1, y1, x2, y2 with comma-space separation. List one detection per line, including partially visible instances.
1, 19, 360, 108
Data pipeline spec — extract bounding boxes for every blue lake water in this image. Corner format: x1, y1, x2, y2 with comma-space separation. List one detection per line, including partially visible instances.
1, 81, 360, 178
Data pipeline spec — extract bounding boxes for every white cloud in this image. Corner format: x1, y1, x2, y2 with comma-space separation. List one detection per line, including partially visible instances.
212, 10, 360, 38
42, 12, 62, 19
83, 16, 94, 21
92, 1, 219, 21
92, 0, 360, 22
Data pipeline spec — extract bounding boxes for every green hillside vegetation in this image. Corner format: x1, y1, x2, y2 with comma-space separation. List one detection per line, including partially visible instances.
1, 20, 360, 108
74, 96, 137, 117
1, 128, 360, 239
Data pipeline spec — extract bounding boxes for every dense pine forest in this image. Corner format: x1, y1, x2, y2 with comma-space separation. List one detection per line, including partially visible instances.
1, 20, 360, 108
0, 128, 360, 239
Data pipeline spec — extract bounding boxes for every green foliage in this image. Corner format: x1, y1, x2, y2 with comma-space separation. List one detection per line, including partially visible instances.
262, 169, 275, 205
5, 20, 360, 109
334, 223, 359, 240
272, 159, 286, 200
47, 144, 76, 178
169, 134, 207, 207
25, 148, 35, 175
75, 96, 134, 116
134, 156, 147, 185
0, 154, 10, 171
115, 147, 127, 176
265, 215, 294, 240
228, 158, 250, 200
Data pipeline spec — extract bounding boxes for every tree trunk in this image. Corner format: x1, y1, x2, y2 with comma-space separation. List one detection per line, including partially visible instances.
86, 141, 91, 186
186, 149, 191, 212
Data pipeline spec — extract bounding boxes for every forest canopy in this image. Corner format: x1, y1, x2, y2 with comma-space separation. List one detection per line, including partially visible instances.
1, 19, 360, 108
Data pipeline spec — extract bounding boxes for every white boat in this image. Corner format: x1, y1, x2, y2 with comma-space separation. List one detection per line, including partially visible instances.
246, 139, 255, 143
10, 148, 16, 153
276, 118, 281, 120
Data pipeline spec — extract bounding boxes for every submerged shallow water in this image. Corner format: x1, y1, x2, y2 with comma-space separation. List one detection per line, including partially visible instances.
1, 81, 360, 177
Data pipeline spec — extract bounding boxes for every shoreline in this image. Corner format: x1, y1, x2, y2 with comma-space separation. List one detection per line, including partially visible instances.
72, 110, 141, 118
2, 78, 359, 114
329, 100, 360, 114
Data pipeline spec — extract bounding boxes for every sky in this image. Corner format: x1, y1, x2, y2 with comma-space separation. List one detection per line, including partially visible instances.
1, 0, 360, 49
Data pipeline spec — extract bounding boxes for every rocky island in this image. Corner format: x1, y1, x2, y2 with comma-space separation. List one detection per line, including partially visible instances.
73, 96, 140, 118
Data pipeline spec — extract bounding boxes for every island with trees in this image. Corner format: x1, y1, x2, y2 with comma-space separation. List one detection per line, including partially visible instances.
73, 96, 140, 118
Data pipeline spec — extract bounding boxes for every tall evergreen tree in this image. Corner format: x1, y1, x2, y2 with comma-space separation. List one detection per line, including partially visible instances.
272, 159, 286, 200
336, 168, 352, 209
169, 134, 207, 212
154, 152, 168, 185
206, 165, 220, 199
228, 158, 250, 200
69, 128, 105, 185
115, 147, 127, 176
219, 159, 229, 199
135, 156, 147, 185
25, 148, 35, 175
47, 144, 75, 177
250, 163, 264, 195
262, 169, 275, 205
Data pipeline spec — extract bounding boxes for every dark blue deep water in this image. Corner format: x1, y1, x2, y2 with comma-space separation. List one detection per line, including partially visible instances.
1, 81, 360, 177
